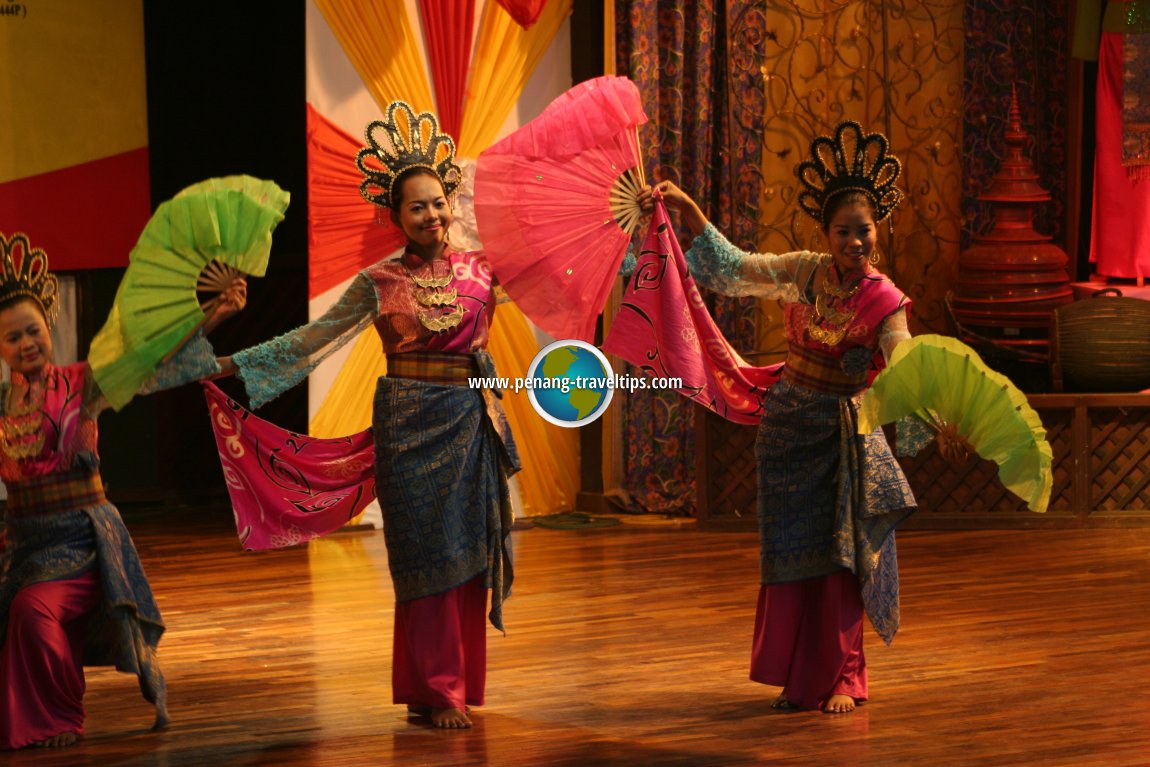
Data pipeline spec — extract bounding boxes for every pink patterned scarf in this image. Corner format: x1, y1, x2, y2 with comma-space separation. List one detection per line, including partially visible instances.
203, 382, 376, 550
603, 201, 781, 424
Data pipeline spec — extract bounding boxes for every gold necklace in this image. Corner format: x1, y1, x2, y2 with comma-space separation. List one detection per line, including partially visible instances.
808, 262, 861, 347
1, 379, 46, 460
406, 255, 464, 333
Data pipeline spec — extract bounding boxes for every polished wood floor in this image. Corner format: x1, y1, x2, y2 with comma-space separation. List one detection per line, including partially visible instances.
7, 508, 1150, 766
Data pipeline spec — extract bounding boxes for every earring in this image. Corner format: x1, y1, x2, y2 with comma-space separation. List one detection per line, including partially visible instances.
869, 250, 881, 265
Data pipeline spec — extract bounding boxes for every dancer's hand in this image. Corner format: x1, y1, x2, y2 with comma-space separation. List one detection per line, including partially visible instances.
935, 423, 973, 463
638, 180, 708, 237
209, 356, 237, 380
214, 277, 248, 320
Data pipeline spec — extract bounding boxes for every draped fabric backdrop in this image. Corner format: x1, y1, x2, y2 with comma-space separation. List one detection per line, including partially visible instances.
614, 0, 765, 514
0, 0, 150, 270
305, 0, 578, 517
614, 0, 965, 514
963, 1, 1070, 251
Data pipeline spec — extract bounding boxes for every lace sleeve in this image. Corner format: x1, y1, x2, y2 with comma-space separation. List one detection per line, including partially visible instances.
232, 273, 379, 409
878, 308, 912, 363
619, 245, 637, 276
876, 308, 927, 455
684, 224, 813, 301
83, 332, 223, 417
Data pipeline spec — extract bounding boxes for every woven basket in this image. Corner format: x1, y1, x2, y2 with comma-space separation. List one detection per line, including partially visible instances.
1051, 288, 1150, 392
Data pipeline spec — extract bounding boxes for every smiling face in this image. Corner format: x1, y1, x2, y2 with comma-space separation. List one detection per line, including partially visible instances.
0, 298, 53, 379
824, 197, 877, 278
390, 170, 453, 258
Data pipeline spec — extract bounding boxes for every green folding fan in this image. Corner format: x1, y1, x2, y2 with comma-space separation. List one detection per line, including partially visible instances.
857, 334, 1053, 513
90, 176, 290, 410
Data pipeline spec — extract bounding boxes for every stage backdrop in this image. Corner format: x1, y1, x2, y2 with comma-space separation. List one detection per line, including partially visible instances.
0, 0, 151, 270
305, 0, 579, 518
615, 0, 965, 515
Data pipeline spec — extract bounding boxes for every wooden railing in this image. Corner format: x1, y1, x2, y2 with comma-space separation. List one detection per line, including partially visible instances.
696, 394, 1150, 529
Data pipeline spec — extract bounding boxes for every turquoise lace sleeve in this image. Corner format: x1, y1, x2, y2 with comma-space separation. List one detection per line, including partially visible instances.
83, 332, 223, 417
233, 274, 378, 409
683, 224, 746, 294
137, 332, 221, 395
684, 224, 815, 300
619, 245, 637, 276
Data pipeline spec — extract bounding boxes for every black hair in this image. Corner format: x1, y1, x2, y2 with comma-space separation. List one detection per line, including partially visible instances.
390, 167, 448, 212
0, 293, 47, 321
821, 190, 877, 232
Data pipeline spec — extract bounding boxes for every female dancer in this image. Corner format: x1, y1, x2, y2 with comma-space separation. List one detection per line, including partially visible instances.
638, 122, 917, 713
0, 231, 245, 748
217, 102, 517, 729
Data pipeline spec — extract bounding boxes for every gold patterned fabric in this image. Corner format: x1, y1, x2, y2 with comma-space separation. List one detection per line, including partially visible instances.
5, 470, 107, 518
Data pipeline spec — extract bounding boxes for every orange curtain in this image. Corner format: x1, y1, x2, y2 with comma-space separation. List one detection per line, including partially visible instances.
307, 105, 406, 300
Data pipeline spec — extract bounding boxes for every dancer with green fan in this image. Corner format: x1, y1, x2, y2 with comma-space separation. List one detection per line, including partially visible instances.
0, 177, 283, 749
616, 121, 1051, 714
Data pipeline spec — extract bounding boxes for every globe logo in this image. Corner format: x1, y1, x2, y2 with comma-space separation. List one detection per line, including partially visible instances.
527, 339, 614, 428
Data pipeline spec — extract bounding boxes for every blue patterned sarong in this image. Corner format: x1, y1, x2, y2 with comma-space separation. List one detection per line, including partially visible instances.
756, 379, 915, 644
372, 358, 519, 632
0, 500, 167, 715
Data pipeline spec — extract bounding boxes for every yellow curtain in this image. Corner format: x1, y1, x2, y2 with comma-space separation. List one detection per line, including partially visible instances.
456, 0, 573, 157
453, 0, 578, 513
309, 329, 385, 437
312, 0, 435, 114
486, 303, 579, 516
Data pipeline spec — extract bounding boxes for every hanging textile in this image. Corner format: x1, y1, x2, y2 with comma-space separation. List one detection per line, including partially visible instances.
497, 0, 549, 29
457, 0, 572, 157
418, 0, 477, 140
205, 382, 377, 550
307, 105, 407, 300
312, 0, 435, 115
604, 200, 779, 424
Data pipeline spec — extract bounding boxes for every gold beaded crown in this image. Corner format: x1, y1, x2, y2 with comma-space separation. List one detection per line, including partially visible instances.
355, 101, 463, 210
795, 120, 903, 226
0, 232, 59, 326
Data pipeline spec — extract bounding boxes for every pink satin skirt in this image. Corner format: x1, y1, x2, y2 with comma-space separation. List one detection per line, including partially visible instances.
749, 570, 868, 710
391, 574, 488, 711
1, 570, 100, 749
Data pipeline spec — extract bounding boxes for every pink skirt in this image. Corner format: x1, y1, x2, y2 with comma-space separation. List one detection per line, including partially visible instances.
0, 570, 100, 749
749, 570, 867, 710
391, 574, 488, 711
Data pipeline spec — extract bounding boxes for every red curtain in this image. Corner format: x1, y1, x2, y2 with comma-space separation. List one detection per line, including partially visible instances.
307, 104, 406, 299
418, 0, 476, 140
496, 0, 547, 29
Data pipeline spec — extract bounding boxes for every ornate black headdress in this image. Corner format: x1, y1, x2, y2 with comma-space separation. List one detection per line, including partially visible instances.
355, 101, 463, 210
794, 120, 903, 226
0, 232, 59, 326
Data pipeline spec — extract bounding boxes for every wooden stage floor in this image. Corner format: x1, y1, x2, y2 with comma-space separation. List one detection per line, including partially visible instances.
8, 509, 1150, 766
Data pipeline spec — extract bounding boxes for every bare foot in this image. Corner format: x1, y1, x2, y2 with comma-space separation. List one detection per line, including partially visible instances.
430, 707, 472, 729
823, 694, 856, 714
153, 705, 172, 731
406, 704, 432, 717
770, 694, 800, 710
34, 731, 79, 748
